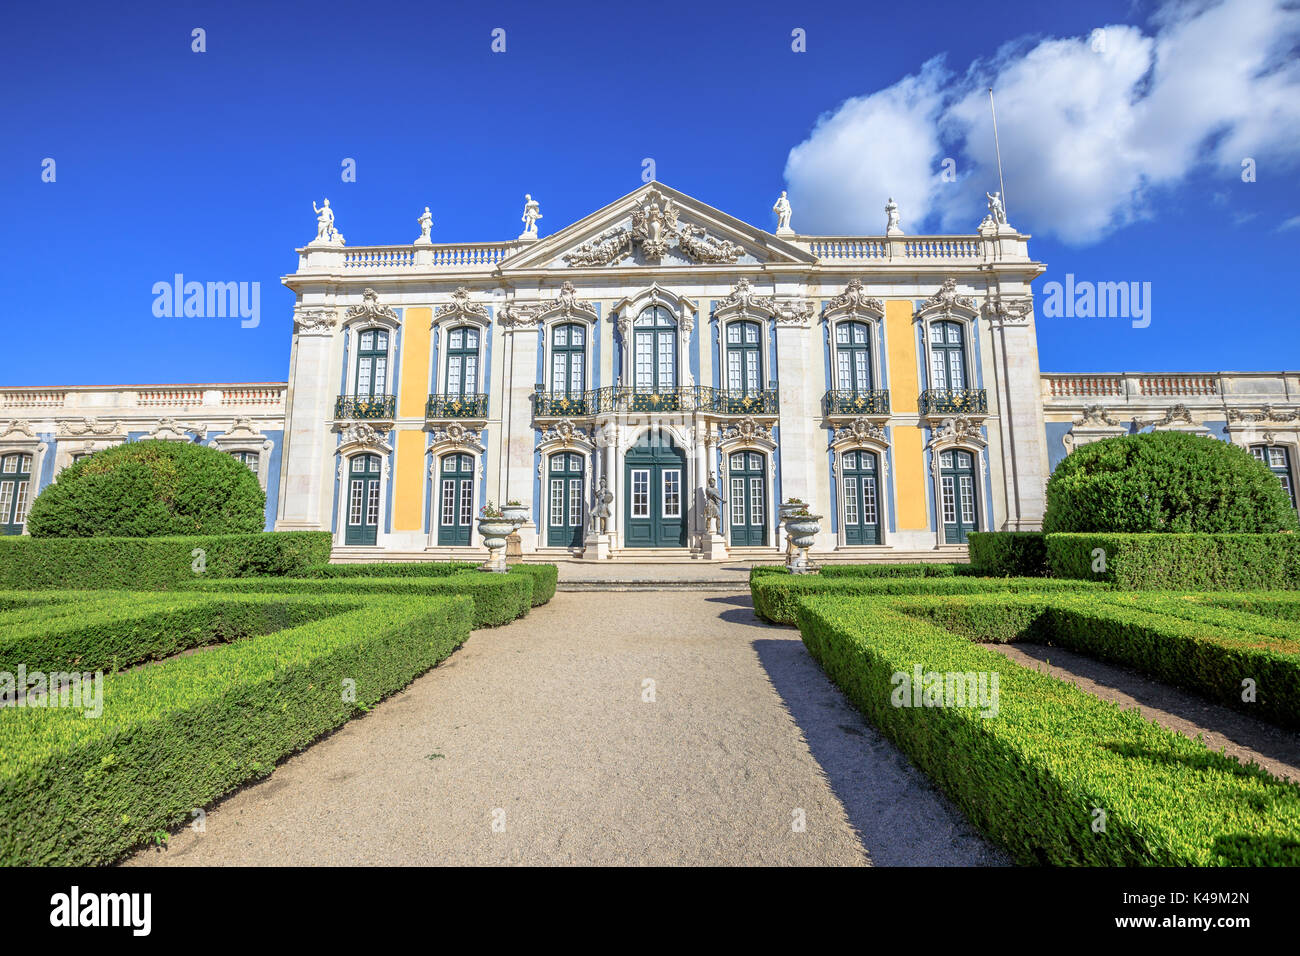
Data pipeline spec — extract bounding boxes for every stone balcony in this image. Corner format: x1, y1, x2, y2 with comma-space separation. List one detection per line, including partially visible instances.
823, 389, 891, 419
334, 394, 396, 421
426, 393, 489, 421
918, 388, 989, 418
531, 385, 779, 421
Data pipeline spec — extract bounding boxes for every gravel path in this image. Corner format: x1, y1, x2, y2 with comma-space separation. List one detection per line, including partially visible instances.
125, 590, 1004, 867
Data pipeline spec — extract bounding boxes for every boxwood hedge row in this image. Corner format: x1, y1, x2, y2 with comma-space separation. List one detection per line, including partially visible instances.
1046, 532, 1300, 590
0, 532, 332, 590
794, 594, 1300, 865
181, 571, 533, 628
967, 531, 1048, 577
0, 592, 352, 675
751, 573, 1102, 626
301, 561, 478, 578
0, 593, 473, 866
818, 563, 970, 579
892, 592, 1300, 729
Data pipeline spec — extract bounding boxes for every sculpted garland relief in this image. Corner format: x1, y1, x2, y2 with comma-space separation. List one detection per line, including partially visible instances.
562, 189, 746, 266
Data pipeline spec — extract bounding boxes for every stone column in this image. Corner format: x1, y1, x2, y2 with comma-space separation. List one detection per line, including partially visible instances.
501, 323, 541, 551
773, 315, 827, 547
985, 295, 1050, 529
276, 314, 338, 530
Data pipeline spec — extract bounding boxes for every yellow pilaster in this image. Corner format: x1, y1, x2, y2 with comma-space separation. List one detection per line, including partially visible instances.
886, 300, 928, 530
393, 308, 431, 532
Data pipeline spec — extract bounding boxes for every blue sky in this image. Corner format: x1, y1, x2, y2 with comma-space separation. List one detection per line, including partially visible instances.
2, 0, 1297, 385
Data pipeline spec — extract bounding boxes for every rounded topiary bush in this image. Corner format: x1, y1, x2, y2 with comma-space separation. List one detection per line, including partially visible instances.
26, 440, 265, 537
1043, 431, 1300, 533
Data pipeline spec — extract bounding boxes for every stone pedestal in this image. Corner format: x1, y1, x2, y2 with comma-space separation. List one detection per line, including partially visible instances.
505, 532, 523, 563
701, 532, 729, 560
583, 532, 612, 561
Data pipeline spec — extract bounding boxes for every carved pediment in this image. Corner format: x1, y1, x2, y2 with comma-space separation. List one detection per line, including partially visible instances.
434, 287, 491, 324
916, 278, 977, 321
345, 288, 399, 327
826, 279, 885, 320
501, 182, 818, 272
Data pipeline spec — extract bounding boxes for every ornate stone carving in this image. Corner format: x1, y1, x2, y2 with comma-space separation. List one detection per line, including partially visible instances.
0, 420, 36, 441
430, 423, 481, 449
294, 308, 337, 334
535, 280, 598, 323
540, 419, 589, 449
720, 417, 775, 447
147, 418, 205, 441
562, 189, 747, 266
415, 206, 433, 245
922, 278, 976, 313
519, 194, 543, 240
1137, 404, 1195, 430
834, 417, 886, 444
828, 278, 884, 316
346, 288, 399, 326
311, 198, 345, 245
57, 417, 122, 437
885, 196, 903, 236
982, 292, 1033, 327
497, 301, 542, 328
1076, 405, 1118, 427
772, 191, 793, 235
932, 416, 985, 446
774, 299, 814, 327
1229, 405, 1299, 423
434, 287, 490, 323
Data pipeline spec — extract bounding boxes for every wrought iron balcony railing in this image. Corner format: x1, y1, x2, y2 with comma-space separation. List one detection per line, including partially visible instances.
532, 390, 591, 417
918, 388, 988, 416
824, 389, 891, 416
335, 394, 396, 420
426, 393, 489, 419
532, 385, 779, 417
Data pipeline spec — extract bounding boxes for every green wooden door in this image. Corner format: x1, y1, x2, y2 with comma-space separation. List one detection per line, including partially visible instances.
0, 453, 33, 536
437, 453, 475, 546
841, 450, 880, 545
939, 449, 978, 543
344, 454, 381, 546
624, 433, 687, 547
547, 452, 585, 548
727, 451, 767, 547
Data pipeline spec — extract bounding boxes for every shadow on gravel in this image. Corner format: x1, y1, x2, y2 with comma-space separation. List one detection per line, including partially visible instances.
718, 593, 1007, 867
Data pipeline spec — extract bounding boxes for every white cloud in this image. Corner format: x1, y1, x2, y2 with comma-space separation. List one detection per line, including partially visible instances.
1278, 215, 1300, 232
783, 0, 1300, 244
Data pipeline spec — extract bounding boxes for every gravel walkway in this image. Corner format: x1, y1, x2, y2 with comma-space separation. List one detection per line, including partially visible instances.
125, 589, 1002, 867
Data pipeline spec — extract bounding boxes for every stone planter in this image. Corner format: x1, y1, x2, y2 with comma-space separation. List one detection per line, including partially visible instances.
782, 513, 823, 574
502, 503, 530, 526
477, 518, 516, 573
778, 501, 805, 556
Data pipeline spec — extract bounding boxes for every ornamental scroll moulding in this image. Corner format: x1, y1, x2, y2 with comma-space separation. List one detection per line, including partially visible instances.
345, 288, 400, 327
562, 189, 746, 266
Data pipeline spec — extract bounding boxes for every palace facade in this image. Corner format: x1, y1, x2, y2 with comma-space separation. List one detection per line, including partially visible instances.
1, 182, 1296, 556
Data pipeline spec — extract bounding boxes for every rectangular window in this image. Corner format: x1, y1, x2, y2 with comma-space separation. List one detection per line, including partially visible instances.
949, 357, 964, 390
570, 354, 583, 394
837, 351, 852, 391
941, 476, 956, 524
365, 480, 380, 526
569, 479, 582, 526
635, 333, 653, 391
357, 361, 372, 395
550, 479, 564, 526
959, 476, 975, 524
854, 350, 870, 390
863, 477, 877, 524
662, 469, 681, 518
731, 477, 746, 526
745, 351, 759, 391
447, 360, 461, 395
631, 470, 649, 517
750, 477, 764, 525
552, 353, 566, 391
14, 481, 30, 524
373, 356, 387, 393
459, 479, 473, 525
350, 479, 364, 525
0, 484, 12, 524
730, 453, 745, 470
728, 350, 742, 392
463, 356, 477, 394
657, 337, 675, 388
1, 458, 13, 473
441, 480, 455, 525
930, 351, 947, 390
844, 477, 858, 525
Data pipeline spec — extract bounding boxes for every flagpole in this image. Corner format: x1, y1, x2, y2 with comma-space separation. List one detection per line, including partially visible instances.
988, 87, 1008, 221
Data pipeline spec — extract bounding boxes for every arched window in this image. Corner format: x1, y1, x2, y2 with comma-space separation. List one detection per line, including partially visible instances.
939, 449, 978, 543
726, 321, 763, 394
355, 330, 389, 398
835, 321, 873, 392
1252, 445, 1297, 509
929, 321, 966, 392
633, 306, 677, 394
445, 327, 481, 398
0, 453, 33, 535
344, 453, 382, 546
551, 323, 586, 396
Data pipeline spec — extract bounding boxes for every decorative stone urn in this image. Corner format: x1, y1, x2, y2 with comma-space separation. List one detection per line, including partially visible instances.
782, 511, 822, 574
477, 515, 516, 573
502, 502, 530, 526
778, 500, 806, 560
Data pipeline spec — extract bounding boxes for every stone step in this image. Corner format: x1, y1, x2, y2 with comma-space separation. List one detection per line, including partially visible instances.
557, 580, 748, 592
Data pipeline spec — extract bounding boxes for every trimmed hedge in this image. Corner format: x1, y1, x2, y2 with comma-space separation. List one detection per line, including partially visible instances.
27, 439, 266, 538
0, 592, 352, 675
301, 561, 478, 578
894, 592, 1300, 729
0, 532, 333, 590
819, 563, 967, 578
0, 593, 472, 865
182, 572, 533, 628
751, 573, 1102, 625
511, 563, 558, 607
1043, 431, 1300, 534
967, 532, 1047, 577
795, 594, 1300, 865
1047, 532, 1300, 590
